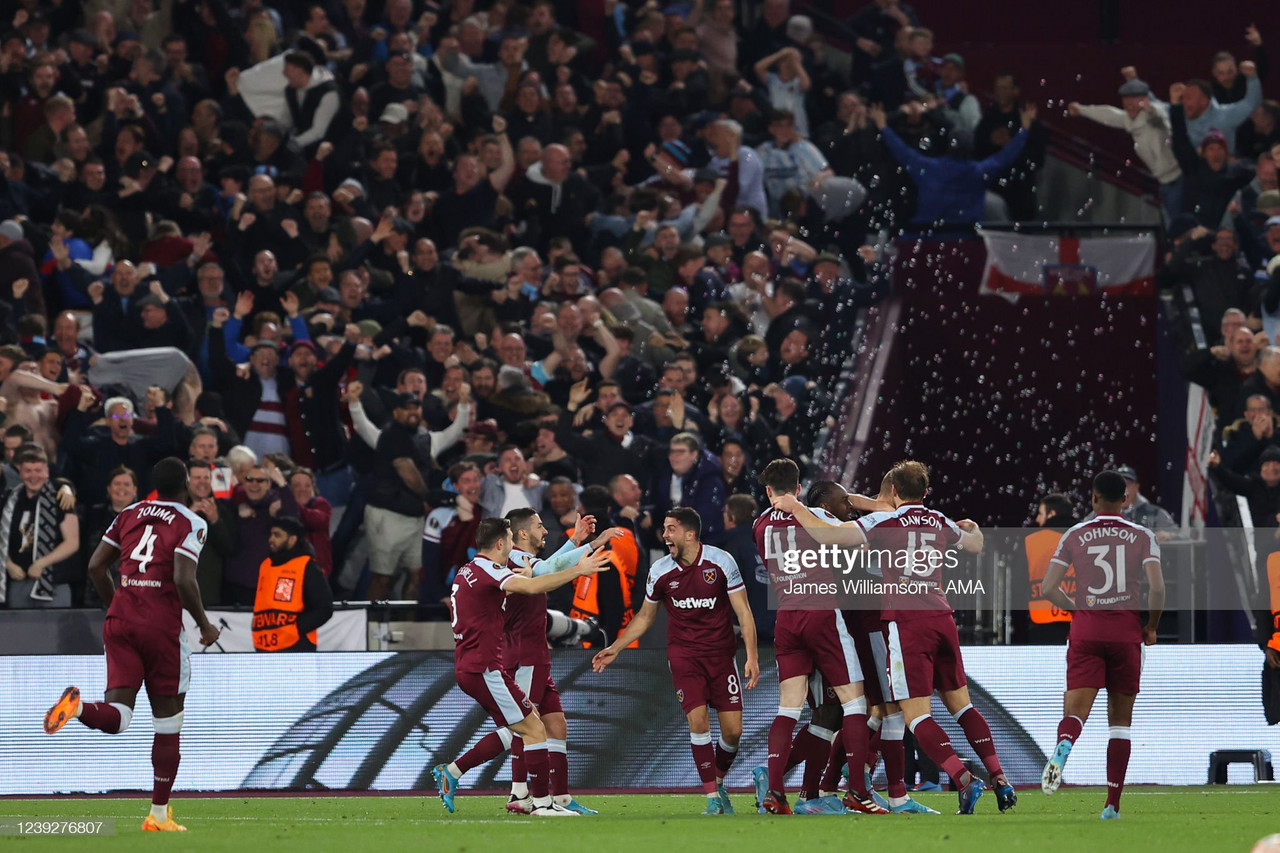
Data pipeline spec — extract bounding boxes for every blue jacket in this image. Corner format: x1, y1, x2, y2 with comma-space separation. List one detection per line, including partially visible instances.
881, 126, 1029, 228
651, 449, 728, 546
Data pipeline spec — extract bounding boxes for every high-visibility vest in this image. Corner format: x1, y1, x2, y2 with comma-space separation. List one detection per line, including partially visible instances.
252, 555, 316, 651
571, 528, 639, 648
1025, 529, 1073, 624
1267, 553, 1280, 653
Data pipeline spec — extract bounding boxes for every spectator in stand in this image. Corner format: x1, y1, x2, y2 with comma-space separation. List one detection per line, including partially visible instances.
877, 101, 1037, 232
1242, 346, 1280, 416
933, 54, 980, 132
973, 74, 1047, 221
79, 465, 138, 607
62, 387, 177, 499
1211, 26, 1269, 106
1182, 325, 1259, 423
421, 460, 485, 610
1222, 394, 1280, 472
1169, 94, 1255, 228
222, 463, 280, 606
1172, 65, 1261, 153
706, 119, 768, 219
652, 431, 727, 545
364, 392, 429, 602
1208, 447, 1280, 532
187, 458, 233, 607
1239, 101, 1280, 161
0, 445, 79, 609
754, 47, 811, 138
1069, 76, 1183, 223
1167, 226, 1257, 337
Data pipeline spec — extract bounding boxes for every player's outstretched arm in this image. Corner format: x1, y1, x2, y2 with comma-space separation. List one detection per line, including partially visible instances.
955, 519, 985, 553
771, 492, 866, 546
1143, 559, 1165, 646
505, 549, 611, 596
1041, 560, 1075, 612
728, 588, 760, 688
87, 542, 121, 607
848, 493, 893, 514
592, 599, 658, 672
174, 553, 220, 646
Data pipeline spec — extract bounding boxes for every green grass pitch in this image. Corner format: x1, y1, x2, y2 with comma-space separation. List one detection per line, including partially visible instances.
2, 788, 1278, 852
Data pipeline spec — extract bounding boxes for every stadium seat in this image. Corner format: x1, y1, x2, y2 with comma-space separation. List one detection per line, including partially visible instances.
1206, 749, 1274, 784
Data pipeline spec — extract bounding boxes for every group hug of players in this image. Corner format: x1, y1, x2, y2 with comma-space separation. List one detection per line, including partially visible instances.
39, 456, 1162, 828
431, 458, 1164, 819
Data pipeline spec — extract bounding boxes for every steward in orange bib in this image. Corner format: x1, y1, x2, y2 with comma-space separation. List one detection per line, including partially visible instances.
254, 516, 333, 652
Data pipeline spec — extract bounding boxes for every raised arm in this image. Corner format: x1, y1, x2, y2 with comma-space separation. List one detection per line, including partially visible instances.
488, 115, 516, 192
954, 519, 985, 553
770, 492, 867, 546
592, 598, 659, 670
504, 548, 611, 595
1070, 103, 1128, 129
1168, 100, 1199, 173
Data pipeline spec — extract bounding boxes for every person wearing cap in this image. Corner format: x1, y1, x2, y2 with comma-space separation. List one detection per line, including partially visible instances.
365, 390, 432, 601
252, 515, 333, 652
279, 50, 338, 156
1069, 77, 1183, 222
932, 53, 979, 132
1081, 464, 1176, 538
1170, 93, 1256, 229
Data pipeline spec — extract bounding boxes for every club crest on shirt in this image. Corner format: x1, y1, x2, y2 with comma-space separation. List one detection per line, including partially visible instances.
703, 568, 718, 585
675, 689, 685, 703
274, 577, 296, 601
1086, 595, 1096, 607
522, 697, 532, 709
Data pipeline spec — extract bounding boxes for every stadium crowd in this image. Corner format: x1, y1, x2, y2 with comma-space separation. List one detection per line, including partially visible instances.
0, 0, 1270, 630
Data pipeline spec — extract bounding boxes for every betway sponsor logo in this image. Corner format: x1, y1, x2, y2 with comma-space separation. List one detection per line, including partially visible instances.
121, 576, 163, 588
670, 596, 717, 609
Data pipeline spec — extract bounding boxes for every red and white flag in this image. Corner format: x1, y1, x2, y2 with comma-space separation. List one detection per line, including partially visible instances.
980, 232, 1156, 297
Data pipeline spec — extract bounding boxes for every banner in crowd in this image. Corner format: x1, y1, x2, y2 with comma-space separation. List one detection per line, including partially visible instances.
1183, 384, 1215, 530
181, 609, 368, 653
979, 232, 1157, 297
3, 647, 1276, 795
